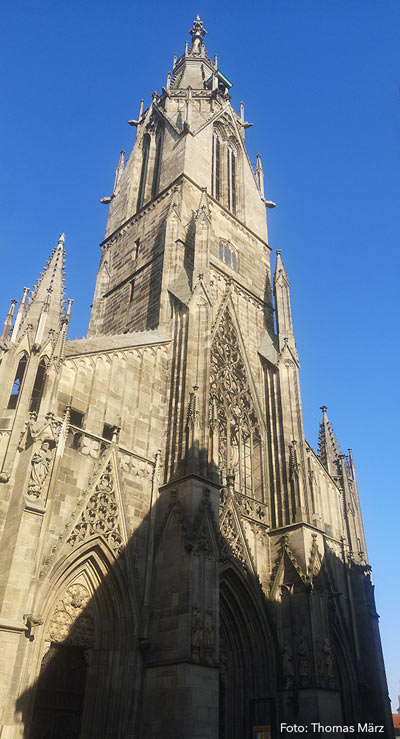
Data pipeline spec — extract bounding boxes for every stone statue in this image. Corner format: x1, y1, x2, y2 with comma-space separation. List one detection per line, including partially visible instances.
27, 440, 53, 498
297, 636, 310, 684
191, 605, 203, 650
204, 609, 215, 651
282, 641, 295, 688
316, 637, 334, 684
322, 637, 334, 680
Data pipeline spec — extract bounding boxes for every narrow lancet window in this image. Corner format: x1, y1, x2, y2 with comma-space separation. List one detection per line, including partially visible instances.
227, 144, 236, 214
8, 354, 28, 409
151, 128, 164, 199
137, 134, 150, 211
29, 358, 48, 415
212, 131, 221, 201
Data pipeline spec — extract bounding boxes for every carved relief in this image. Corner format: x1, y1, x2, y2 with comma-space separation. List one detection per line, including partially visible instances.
66, 462, 124, 555
47, 583, 94, 648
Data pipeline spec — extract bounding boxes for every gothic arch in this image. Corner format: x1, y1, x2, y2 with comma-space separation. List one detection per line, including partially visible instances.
219, 564, 276, 738
22, 538, 137, 738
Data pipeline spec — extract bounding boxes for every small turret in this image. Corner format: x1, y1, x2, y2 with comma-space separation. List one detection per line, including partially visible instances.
318, 405, 341, 477
1, 299, 17, 341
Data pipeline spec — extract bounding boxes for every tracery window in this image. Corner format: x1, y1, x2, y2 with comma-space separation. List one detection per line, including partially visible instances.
29, 357, 48, 415
151, 126, 164, 199
209, 309, 263, 499
137, 133, 150, 211
211, 127, 239, 215
219, 242, 237, 271
211, 131, 221, 201
7, 353, 28, 409
227, 143, 236, 214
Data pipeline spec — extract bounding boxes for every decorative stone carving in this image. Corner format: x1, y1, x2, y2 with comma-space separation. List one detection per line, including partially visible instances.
47, 583, 94, 648
27, 440, 53, 498
66, 462, 124, 555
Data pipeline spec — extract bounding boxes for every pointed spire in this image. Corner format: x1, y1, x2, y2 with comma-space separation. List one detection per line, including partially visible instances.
11, 287, 30, 342
318, 406, 341, 476
15, 233, 67, 345
1, 299, 17, 341
274, 250, 295, 350
112, 150, 125, 195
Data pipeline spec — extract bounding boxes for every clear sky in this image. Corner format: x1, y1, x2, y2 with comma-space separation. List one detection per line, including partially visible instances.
1, 0, 399, 712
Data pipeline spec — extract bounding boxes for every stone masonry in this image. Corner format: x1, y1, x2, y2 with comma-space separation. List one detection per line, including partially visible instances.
0, 16, 394, 739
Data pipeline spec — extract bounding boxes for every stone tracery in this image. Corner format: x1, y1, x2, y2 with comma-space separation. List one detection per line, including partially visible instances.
209, 308, 263, 499
66, 462, 124, 555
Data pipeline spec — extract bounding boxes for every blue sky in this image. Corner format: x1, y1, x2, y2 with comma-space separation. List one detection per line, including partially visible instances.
1, 0, 399, 712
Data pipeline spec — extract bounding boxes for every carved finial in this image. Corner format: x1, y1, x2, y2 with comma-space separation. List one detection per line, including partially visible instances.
320, 405, 328, 413
58, 233, 65, 247
189, 14, 207, 54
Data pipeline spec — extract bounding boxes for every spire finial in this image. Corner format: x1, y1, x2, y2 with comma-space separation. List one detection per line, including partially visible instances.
189, 14, 207, 54
58, 233, 65, 247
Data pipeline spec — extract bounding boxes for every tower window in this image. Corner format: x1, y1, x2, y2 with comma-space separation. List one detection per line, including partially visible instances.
227, 144, 236, 214
69, 409, 84, 428
151, 127, 164, 199
102, 423, 114, 441
129, 279, 135, 303
219, 242, 237, 272
137, 134, 150, 211
29, 358, 48, 415
134, 238, 140, 260
7, 354, 28, 409
212, 131, 221, 201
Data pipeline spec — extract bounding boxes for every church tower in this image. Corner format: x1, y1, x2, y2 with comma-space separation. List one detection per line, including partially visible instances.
0, 17, 393, 739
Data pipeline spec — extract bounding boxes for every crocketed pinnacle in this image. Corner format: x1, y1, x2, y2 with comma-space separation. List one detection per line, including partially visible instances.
17, 233, 67, 341
318, 406, 341, 476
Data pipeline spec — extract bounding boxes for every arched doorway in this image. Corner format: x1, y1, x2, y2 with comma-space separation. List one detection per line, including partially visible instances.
30, 645, 88, 739
30, 582, 94, 738
219, 567, 276, 739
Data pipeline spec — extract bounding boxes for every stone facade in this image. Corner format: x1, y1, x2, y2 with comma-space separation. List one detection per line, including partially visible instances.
0, 16, 394, 739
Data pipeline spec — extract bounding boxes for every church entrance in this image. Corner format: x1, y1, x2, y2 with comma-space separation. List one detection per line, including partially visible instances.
218, 568, 275, 738
30, 644, 88, 739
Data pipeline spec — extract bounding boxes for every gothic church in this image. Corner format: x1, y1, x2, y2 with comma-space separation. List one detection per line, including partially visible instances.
0, 16, 393, 739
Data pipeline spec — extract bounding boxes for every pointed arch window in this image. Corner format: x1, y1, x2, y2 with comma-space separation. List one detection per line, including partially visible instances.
211, 130, 221, 201
137, 133, 150, 211
219, 241, 237, 272
7, 354, 28, 409
227, 143, 236, 214
151, 126, 164, 199
209, 309, 263, 499
29, 357, 48, 415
